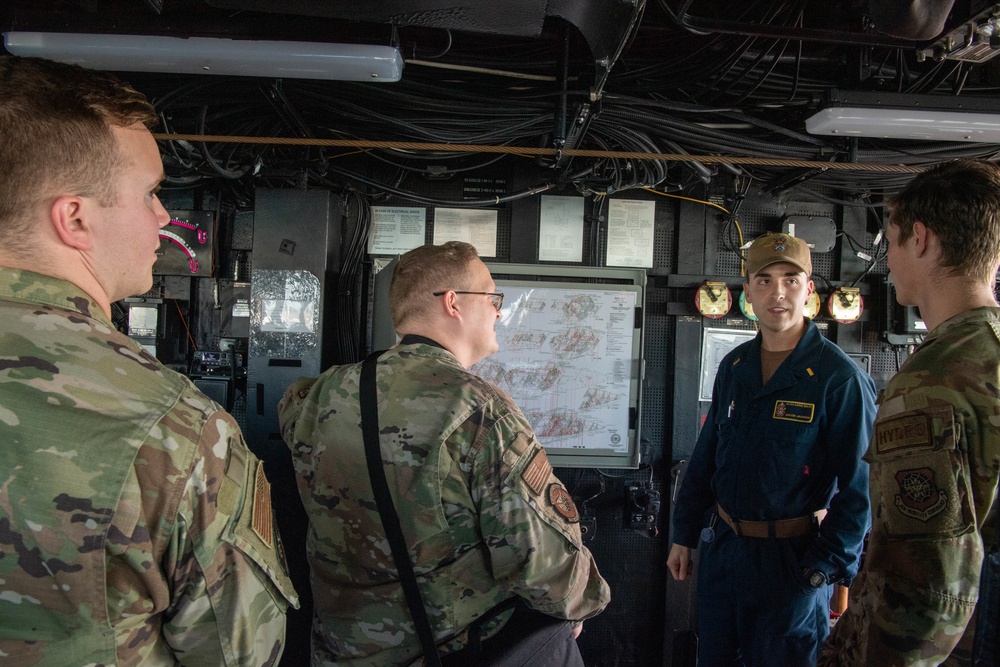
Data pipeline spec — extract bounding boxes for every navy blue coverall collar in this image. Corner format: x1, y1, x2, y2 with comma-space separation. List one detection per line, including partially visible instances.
731, 320, 825, 398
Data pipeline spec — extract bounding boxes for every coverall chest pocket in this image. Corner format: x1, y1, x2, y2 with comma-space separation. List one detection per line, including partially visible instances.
713, 411, 742, 470
869, 406, 975, 540
758, 419, 820, 488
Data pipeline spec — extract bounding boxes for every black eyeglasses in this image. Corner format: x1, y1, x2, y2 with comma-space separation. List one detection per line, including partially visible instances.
432, 290, 504, 311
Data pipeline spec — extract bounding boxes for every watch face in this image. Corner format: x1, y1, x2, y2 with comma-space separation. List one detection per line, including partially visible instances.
809, 571, 826, 588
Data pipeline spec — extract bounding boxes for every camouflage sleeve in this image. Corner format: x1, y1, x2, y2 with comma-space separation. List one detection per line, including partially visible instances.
277, 377, 316, 443
824, 391, 993, 665
471, 412, 610, 620
161, 406, 298, 666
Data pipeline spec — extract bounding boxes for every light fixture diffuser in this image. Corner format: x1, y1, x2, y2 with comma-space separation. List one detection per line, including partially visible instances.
806, 106, 1000, 143
3, 31, 403, 82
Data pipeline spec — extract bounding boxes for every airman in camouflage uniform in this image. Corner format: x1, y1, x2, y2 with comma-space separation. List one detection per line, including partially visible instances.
0, 56, 297, 666
279, 242, 610, 666
822, 159, 1000, 666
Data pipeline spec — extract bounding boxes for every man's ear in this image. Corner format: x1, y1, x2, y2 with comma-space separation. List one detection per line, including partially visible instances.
439, 290, 461, 320
911, 221, 931, 257
742, 282, 751, 303
50, 195, 93, 251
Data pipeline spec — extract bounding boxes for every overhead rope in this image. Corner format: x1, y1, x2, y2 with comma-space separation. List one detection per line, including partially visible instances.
152, 133, 926, 173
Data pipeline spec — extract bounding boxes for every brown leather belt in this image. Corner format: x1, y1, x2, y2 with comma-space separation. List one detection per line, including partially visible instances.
717, 504, 826, 539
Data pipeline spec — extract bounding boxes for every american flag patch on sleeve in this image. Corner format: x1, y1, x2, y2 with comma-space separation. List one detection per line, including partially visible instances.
521, 447, 552, 496
251, 461, 274, 548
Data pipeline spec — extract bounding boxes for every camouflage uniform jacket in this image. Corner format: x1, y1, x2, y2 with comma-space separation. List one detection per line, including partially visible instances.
822, 306, 1000, 666
279, 338, 611, 667
0, 267, 298, 666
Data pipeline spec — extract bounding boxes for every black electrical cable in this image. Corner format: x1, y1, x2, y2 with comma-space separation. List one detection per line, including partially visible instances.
420, 29, 453, 60
365, 151, 512, 174
325, 165, 557, 207
335, 191, 371, 362
162, 174, 210, 187
198, 107, 251, 180
588, 195, 607, 265
599, 107, 821, 159
838, 230, 865, 253
789, 186, 886, 208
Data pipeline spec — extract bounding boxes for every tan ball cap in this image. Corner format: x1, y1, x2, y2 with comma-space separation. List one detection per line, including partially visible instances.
746, 233, 812, 276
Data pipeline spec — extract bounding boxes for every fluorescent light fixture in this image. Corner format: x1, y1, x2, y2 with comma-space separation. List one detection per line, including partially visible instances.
3, 31, 403, 82
806, 107, 1000, 143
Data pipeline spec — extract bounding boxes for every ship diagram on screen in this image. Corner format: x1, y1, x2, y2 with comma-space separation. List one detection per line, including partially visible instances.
471, 286, 636, 452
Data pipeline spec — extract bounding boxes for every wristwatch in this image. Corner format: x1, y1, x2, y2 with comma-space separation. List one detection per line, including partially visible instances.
803, 568, 827, 589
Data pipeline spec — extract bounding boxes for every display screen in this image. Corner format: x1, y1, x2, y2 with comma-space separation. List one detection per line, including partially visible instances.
479, 265, 645, 468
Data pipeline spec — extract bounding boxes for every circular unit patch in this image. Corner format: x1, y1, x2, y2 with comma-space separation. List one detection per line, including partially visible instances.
547, 483, 580, 523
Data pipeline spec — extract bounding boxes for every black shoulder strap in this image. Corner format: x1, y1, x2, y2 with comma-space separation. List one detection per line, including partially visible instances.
360, 351, 443, 667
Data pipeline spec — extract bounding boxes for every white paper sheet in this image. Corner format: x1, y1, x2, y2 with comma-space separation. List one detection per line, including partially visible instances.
432, 207, 498, 257
606, 199, 655, 268
368, 206, 427, 254
538, 195, 584, 262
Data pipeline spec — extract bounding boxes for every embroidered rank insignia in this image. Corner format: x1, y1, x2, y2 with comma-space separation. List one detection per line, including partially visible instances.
547, 483, 580, 523
773, 400, 814, 423
251, 461, 274, 548
894, 467, 948, 521
521, 448, 551, 496
875, 413, 931, 454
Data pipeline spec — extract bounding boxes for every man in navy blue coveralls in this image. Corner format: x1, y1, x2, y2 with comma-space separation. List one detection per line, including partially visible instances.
667, 233, 877, 666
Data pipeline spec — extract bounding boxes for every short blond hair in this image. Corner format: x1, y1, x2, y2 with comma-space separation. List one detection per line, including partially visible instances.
389, 242, 481, 328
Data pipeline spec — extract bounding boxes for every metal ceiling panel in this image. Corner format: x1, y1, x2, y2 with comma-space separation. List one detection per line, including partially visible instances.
203, 0, 549, 37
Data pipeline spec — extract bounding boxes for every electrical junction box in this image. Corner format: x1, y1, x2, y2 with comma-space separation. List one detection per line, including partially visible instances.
625, 482, 661, 536
883, 278, 927, 345
781, 215, 836, 253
